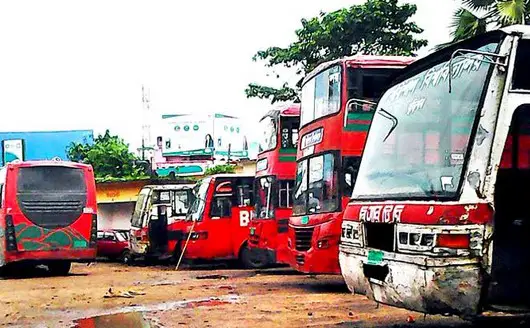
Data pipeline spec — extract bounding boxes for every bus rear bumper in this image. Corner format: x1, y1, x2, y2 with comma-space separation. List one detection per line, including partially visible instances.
5, 248, 97, 264
339, 246, 482, 318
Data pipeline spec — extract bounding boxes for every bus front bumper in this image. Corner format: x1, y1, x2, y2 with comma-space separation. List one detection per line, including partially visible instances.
339, 245, 482, 318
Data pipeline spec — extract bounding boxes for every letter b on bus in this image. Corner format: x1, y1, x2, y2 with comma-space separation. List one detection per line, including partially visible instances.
239, 210, 250, 227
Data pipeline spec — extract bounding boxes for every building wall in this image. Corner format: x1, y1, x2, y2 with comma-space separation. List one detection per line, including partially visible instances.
96, 180, 150, 230
0, 129, 94, 166
98, 202, 135, 230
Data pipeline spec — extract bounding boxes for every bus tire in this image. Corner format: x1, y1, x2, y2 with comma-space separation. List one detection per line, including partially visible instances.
121, 250, 132, 265
239, 244, 269, 269
48, 261, 71, 276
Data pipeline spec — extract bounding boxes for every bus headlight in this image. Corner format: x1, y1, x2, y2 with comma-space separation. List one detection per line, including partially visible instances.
341, 221, 363, 247
396, 224, 483, 256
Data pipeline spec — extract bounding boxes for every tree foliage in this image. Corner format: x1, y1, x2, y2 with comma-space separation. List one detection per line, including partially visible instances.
444, 0, 530, 47
204, 164, 236, 176
246, 0, 427, 104
67, 130, 148, 180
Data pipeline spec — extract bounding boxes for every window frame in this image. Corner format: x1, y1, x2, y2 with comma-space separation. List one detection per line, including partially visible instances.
292, 150, 341, 216
300, 65, 343, 129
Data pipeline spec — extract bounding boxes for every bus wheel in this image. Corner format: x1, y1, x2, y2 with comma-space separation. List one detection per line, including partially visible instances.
240, 245, 269, 269
121, 250, 133, 265
48, 261, 71, 276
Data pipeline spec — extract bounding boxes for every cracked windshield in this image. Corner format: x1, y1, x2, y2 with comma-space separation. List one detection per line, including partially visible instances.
2, 0, 525, 327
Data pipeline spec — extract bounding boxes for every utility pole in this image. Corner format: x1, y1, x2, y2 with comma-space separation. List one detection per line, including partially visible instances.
141, 85, 152, 161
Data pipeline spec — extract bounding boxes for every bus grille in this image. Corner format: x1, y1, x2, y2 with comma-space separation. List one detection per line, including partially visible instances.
20, 200, 83, 213
294, 227, 314, 251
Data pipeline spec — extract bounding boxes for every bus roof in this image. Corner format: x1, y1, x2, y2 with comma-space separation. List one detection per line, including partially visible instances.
303, 54, 415, 86
383, 26, 522, 90
5, 159, 92, 170
205, 173, 255, 179
260, 103, 300, 122
144, 184, 195, 190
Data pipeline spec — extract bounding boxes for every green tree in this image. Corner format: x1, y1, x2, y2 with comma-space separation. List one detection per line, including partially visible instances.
245, 0, 427, 104
67, 130, 147, 180
204, 164, 236, 176
446, 0, 529, 45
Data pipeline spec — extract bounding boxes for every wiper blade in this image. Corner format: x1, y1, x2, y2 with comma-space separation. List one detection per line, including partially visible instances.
378, 108, 398, 142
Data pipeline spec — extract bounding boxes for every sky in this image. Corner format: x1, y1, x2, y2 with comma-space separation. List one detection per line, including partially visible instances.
0, 0, 459, 151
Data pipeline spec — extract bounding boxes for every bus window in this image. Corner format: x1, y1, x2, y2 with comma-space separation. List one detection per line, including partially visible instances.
172, 190, 190, 216
342, 157, 362, 196
211, 197, 232, 218
278, 180, 293, 208
237, 184, 253, 206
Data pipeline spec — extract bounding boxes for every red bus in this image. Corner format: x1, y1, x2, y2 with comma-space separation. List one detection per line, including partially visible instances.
287, 55, 414, 274
129, 183, 195, 264
0, 159, 97, 275
181, 174, 255, 267
248, 103, 300, 268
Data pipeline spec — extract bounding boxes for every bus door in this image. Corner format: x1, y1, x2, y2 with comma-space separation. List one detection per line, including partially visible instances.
147, 190, 170, 254
489, 104, 530, 308
204, 179, 235, 258
231, 180, 254, 253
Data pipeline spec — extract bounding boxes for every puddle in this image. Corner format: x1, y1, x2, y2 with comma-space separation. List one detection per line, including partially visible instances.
195, 274, 228, 280
74, 312, 154, 328
49, 295, 240, 327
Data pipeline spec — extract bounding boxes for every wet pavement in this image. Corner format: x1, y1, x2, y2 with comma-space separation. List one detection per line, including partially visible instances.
0, 262, 528, 327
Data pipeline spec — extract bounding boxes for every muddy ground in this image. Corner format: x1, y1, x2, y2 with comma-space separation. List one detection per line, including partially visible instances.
0, 261, 527, 327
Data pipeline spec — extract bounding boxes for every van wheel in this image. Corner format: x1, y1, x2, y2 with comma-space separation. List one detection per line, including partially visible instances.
240, 245, 269, 269
48, 261, 71, 276
121, 250, 133, 265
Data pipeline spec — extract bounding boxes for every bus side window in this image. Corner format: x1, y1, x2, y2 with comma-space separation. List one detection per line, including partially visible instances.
342, 157, 362, 196
211, 197, 232, 218
279, 180, 293, 208
237, 184, 253, 207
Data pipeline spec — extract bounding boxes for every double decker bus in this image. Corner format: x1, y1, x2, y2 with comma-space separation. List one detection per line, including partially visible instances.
248, 103, 300, 268
287, 55, 414, 274
0, 159, 97, 275
339, 25, 530, 319
129, 183, 194, 264
181, 174, 255, 267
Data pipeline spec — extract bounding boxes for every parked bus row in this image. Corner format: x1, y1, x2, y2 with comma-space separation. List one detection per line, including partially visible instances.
1, 24, 528, 322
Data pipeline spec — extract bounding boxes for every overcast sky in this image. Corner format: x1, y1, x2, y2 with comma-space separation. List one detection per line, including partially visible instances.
0, 0, 459, 150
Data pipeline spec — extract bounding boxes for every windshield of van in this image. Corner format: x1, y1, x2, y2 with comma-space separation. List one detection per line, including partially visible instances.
131, 188, 150, 228
352, 41, 500, 200
187, 178, 210, 221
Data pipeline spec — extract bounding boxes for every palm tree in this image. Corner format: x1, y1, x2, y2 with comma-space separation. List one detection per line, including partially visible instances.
437, 0, 529, 49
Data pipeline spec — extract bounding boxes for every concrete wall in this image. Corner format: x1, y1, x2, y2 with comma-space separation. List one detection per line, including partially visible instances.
98, 202, 135, 230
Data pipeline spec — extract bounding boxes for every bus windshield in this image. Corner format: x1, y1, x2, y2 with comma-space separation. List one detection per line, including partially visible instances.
352, 41, 501, 200
258, 115, 277, 152
293, 153, 339, 215
187, 178, 210, 221
300, 65, 341, 127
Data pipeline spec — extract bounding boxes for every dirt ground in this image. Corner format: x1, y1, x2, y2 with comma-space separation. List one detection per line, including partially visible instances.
0, 261, 525, 327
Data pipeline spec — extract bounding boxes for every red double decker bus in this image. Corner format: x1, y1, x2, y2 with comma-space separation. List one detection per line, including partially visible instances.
248, 103, 300, 267
287, 55, 414, 274
0, 160, 97, 275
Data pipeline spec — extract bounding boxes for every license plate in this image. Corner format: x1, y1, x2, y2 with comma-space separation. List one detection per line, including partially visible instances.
367, 249, 383, 265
